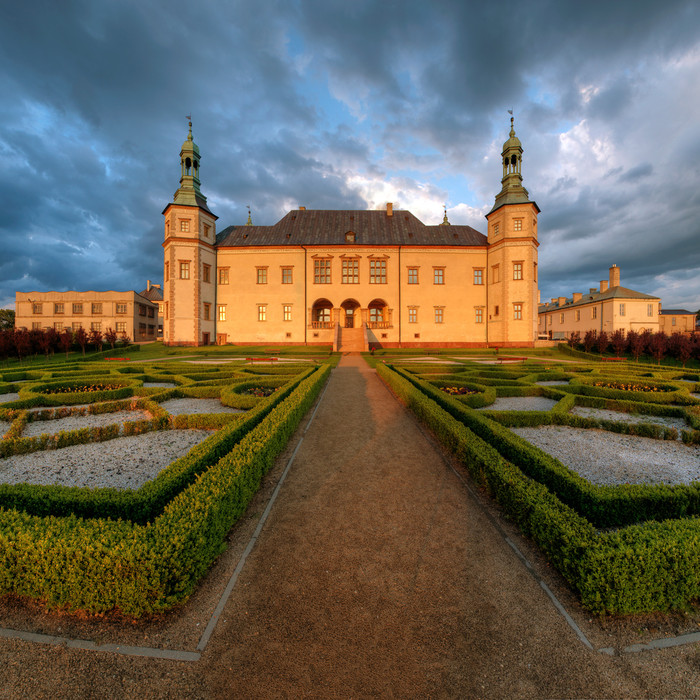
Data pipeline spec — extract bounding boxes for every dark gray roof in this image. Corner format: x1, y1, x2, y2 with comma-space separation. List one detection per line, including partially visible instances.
659, 309, 694, 315
539, 285, 660, 313
216, 209, 487, 248
139, 286, 163, 302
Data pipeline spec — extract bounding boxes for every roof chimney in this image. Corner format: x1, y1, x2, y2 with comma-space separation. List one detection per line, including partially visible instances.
386, 202, 393, 217
299, 206, 306, 211
609, 264, 620, 288
558, 296, 567, 306
589, 288, 598, 294
600, 280, 609, 293
572, 292, 582, 303
147, 280, 151, 291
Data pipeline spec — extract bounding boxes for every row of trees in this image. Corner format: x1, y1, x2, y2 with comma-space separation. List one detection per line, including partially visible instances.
0, 327, 131, 363
567, 329, 699, 366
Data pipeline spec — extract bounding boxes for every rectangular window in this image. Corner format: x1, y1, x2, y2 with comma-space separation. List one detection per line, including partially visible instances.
116, 303, 127, 314
434, 308, 444, 324
559, 313, 564, 324
491, 265, 500, 283
116, 322, 126, 334
433, 268, 444, 285
370, 259, 387, 284
258, 305, 267, 322
203, 303, 211, 321
72, 322, 82, 331
164, 262, 169, 282
576, 310, 581, 321
91, 322, 101, 332
54, 322, 63, 331
202, 264, 211, 283
592, 306, 597, 319
513, 219, 523, 232
92, 303, 102, 315
513, 262, 523, 280
493, 223, 500, 235
179, 261, 190, 279
494, 305, 499, 317
408, 267, 419, 284
203, 224, 211, 238
54, 303, 64, 314
180, 220, 190, 232
533, 262, 538, 282
314, 259, 331, 284
72, 303, 83, 315
514, 303, 523, 320
283, 305, 292, 321
342, 259, 359, 284
672, 317, 677, 326
218, 267, 229, 285
473, 269, 483, 285
408, 308, 417, 323
257, 267, 268, 284
32, 322, 41, 331
32, 303, 42, 315
475, 308, 483, 324
139, 323, 146, 335
619, 303, 626, 316
282, 267, 293, 284
217, 305, 226, 322
138, 304, 147, 317
647, 304, 653, 317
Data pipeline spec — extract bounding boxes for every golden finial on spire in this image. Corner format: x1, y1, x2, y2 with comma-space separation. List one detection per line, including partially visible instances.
246, 205, 252, 226
440, 204, 450, 226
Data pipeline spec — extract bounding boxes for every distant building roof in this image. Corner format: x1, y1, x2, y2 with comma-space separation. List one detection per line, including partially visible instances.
139, 284, 163, 302
659, 309, 694, 315
216, 209, 488, 248
539, 285, 660, 313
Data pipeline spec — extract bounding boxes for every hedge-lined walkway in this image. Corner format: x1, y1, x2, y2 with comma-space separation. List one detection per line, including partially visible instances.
201, 355, 670, 698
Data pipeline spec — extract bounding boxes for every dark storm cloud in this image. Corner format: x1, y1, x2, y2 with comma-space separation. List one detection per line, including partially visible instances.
0, 0, 699, 309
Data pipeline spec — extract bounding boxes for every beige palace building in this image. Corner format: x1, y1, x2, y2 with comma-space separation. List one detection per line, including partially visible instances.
538, 265, 661, 340
15, 290, 159, 342
163, 120, 540, 349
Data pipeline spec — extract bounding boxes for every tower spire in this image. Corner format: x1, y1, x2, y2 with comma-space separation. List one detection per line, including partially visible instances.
172, 118, 210, 210
489, 114, 532, 213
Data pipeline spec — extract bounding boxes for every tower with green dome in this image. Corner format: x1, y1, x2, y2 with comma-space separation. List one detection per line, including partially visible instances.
163, 121, 218, 345
485, 117, 540, 345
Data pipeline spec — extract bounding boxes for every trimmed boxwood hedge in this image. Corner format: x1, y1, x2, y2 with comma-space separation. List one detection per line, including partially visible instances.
0, 364, 330, 614
377, 362, 700, 614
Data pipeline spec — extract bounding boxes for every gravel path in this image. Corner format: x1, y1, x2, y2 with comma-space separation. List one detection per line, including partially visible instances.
22, 409, 152, 437
478, 396, 559, 411
0, 429, 213, 489
142, 381, 176, 388
0, 393, 20, 404
0, 421, 10, 437
160, 398, 243, 415
512, 425, 700, 486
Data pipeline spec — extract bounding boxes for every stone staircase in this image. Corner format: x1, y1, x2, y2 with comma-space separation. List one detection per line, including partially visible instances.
337, 326, 367, 353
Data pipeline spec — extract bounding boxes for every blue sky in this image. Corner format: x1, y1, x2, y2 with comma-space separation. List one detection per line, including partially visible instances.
1, 0, 699, 311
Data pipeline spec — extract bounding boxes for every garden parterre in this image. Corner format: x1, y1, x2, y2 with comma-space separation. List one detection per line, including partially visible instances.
378, 357, 700, 614
0, 359, 331, 614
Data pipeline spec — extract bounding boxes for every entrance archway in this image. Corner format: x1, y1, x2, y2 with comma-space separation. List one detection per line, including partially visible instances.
341, 299, 360, 328
368, 299, 389, 328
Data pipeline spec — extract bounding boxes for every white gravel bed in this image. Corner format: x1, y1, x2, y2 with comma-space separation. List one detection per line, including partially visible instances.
143, 382, 176, 388
0, 429, 214, 489
570, 406, 688, 437
0, 422, 11, 437
0, 394, 20, 404
22, 409, 152, 437
160, 398, 244, 415
511, 425, 700, 486
28, 403, 92, 413
535, 380, 569, 386
477, 396, 558, 411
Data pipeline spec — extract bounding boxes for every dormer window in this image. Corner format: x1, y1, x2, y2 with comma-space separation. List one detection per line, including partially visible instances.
345, 231, 355, 243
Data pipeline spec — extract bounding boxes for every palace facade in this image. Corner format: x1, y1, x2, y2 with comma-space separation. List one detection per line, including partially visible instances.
163, 121, 540, 349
